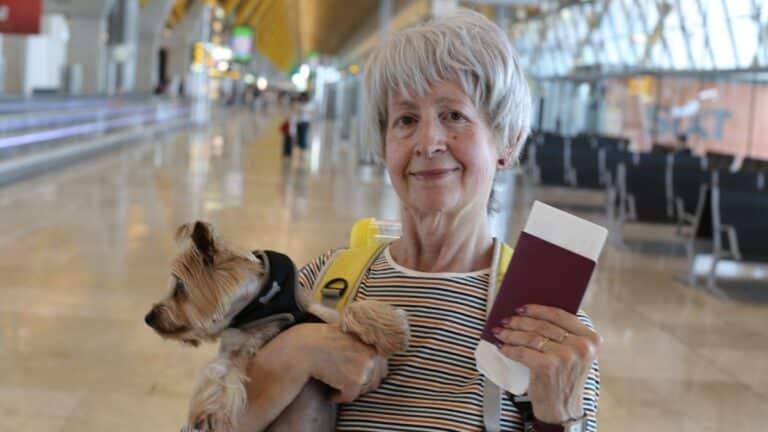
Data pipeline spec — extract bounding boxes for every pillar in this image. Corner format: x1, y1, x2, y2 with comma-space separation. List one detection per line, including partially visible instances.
107, 0, 140, 94
67, 16, 108, 94
136, 0, 175, 93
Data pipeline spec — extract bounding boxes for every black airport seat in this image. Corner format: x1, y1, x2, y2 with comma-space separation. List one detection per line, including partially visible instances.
672, 152, 709, 225
707, 171, 768, 286
569, 139, 602, 189
533, 133, 569, 186
706, 151, 735, 171
619, 152, 674, 224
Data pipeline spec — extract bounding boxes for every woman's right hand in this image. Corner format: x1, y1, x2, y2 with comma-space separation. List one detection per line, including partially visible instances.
295, 323, 388, 403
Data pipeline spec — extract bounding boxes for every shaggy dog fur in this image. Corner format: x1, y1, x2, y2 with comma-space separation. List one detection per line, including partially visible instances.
145, 221, 409, 431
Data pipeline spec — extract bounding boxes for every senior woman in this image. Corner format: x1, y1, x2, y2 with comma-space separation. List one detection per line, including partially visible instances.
238, 9, 601, 432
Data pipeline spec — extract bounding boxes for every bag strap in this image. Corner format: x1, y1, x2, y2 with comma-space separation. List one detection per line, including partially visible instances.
311, 243, 387, 311
488, 241, 538, 431
484, 239, 505, 432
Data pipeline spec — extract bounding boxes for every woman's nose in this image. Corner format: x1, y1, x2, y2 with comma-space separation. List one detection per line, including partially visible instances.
415, 117, 447, 157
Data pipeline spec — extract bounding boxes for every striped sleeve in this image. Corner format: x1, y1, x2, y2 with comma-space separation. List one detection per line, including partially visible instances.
296, 249, 339, 295
577, 311, 600, 432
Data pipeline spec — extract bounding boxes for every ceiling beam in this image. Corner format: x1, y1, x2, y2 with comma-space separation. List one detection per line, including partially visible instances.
173, 0, 188, 23
222, 0, 241, 14
247, 0, 275, 28
235, 0, 261, 25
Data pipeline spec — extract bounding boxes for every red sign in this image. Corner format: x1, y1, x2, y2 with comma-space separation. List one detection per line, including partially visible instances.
0, 0, 41, 35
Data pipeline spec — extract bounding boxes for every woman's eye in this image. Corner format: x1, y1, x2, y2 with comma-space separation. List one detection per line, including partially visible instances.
394, 116, 416, 127
447, 111, 465, 121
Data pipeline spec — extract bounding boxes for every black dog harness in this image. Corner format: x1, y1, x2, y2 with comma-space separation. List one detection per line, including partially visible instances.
227, 250, 321, 330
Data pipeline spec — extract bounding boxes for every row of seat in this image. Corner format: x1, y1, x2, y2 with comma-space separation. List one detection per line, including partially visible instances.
524, 131, 768, 287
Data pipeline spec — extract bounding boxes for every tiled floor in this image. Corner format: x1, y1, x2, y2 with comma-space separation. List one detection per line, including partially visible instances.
1, 108, 766, 431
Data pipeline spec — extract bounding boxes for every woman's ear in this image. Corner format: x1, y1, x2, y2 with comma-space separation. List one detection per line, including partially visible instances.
497, 145, 515, 169
497, 131, 524, 169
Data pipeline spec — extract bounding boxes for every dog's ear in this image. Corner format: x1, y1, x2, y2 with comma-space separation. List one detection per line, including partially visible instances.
191, 221, 216, 265
174, 223, 193, 244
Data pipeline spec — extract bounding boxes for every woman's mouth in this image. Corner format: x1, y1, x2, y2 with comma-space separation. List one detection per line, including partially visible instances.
409, 168, 459, 180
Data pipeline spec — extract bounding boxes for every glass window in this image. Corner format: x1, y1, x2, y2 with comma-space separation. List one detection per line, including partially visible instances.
590, 4, 621, 66
663, 6, 691, 69
607, 0, 635, 65
675, 0, 707, 68
758, 2, 768, 66
703, 0, 737, 68
620, 0, 644, 64
555, 24, 574, 74
763, 0, 768, 25
687, 25, 713, 69
726, 0, 753, 18
583, 44, 597, 65
731, 16, 759, 67
641, 0, 660, 32
571, 4, 589, 40
677, 0, 704, 27
650, 36, 672, 68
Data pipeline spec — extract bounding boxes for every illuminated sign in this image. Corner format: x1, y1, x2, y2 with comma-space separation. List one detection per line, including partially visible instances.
231, 25, 253, 63
0, 0, 41, 34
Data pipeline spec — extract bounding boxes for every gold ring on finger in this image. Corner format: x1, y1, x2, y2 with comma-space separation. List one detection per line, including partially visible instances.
535, 337, 550, 352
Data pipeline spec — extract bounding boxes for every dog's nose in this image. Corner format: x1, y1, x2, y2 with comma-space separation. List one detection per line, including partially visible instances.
145, 310, 157, 327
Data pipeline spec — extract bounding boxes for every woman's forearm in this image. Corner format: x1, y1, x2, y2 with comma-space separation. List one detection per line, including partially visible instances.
235, 326, 312, 432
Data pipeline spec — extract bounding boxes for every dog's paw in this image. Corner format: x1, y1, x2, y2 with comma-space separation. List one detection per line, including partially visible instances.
341, 300, 410, 356
188, 413, 226, 432
188, 357, 248, 432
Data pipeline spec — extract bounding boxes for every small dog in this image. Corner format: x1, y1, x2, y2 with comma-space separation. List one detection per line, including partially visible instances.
145, 221, 409, 431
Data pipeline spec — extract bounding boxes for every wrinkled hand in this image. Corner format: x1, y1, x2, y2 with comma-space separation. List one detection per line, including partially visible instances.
492, 305, 602, 424
302, 323, 388, 403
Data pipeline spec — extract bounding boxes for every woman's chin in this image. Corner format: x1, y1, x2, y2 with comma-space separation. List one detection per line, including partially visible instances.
407, 196, 459, 215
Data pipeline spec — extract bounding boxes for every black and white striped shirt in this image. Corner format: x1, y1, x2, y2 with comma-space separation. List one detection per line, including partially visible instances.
298, 246, 600, 431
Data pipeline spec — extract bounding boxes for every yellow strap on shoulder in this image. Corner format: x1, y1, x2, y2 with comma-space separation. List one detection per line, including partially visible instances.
313, 236, 511, 312
496, 242, 513, 291
313, 243, 387, 311
349, 217, 380, 249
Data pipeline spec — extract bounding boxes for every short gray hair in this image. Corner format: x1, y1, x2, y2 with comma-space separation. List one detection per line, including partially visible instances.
362, 8, 532, 161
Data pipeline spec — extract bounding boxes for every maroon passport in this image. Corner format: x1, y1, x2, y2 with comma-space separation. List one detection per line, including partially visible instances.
475, 201, 607, 394
481, 232, 596, 342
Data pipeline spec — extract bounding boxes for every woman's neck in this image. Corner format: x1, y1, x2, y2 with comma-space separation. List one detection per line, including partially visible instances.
390, 205, 494, 273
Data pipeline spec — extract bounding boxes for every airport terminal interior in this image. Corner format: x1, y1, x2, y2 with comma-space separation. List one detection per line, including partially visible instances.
1, 0, 768, 430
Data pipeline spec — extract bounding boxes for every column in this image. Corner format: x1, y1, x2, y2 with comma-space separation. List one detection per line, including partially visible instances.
67, 16, 108, 94
136, 0, 175, 93
2, 35, 25, 94
0, 34, 4, 93
108, 0, 140, 93
165, 1, 208, 87
185, 3, 212, 124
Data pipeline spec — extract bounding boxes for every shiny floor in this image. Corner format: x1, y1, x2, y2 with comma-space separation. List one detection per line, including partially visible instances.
1, 109, 766, 431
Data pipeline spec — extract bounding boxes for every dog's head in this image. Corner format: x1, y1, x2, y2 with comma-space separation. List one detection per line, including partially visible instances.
144, 221, 265, 346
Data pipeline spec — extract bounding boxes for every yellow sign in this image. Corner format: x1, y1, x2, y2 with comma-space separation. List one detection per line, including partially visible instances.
193, 41, 205, 65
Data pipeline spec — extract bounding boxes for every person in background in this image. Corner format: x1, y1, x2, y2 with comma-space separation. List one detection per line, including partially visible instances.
295, 92, 314, 159
279, 117, 292, 158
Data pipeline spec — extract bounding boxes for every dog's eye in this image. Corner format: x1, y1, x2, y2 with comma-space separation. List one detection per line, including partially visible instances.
173, 278, 186, 299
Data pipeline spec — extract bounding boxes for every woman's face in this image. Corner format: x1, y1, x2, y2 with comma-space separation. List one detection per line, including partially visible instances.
384, 81, 501, 216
